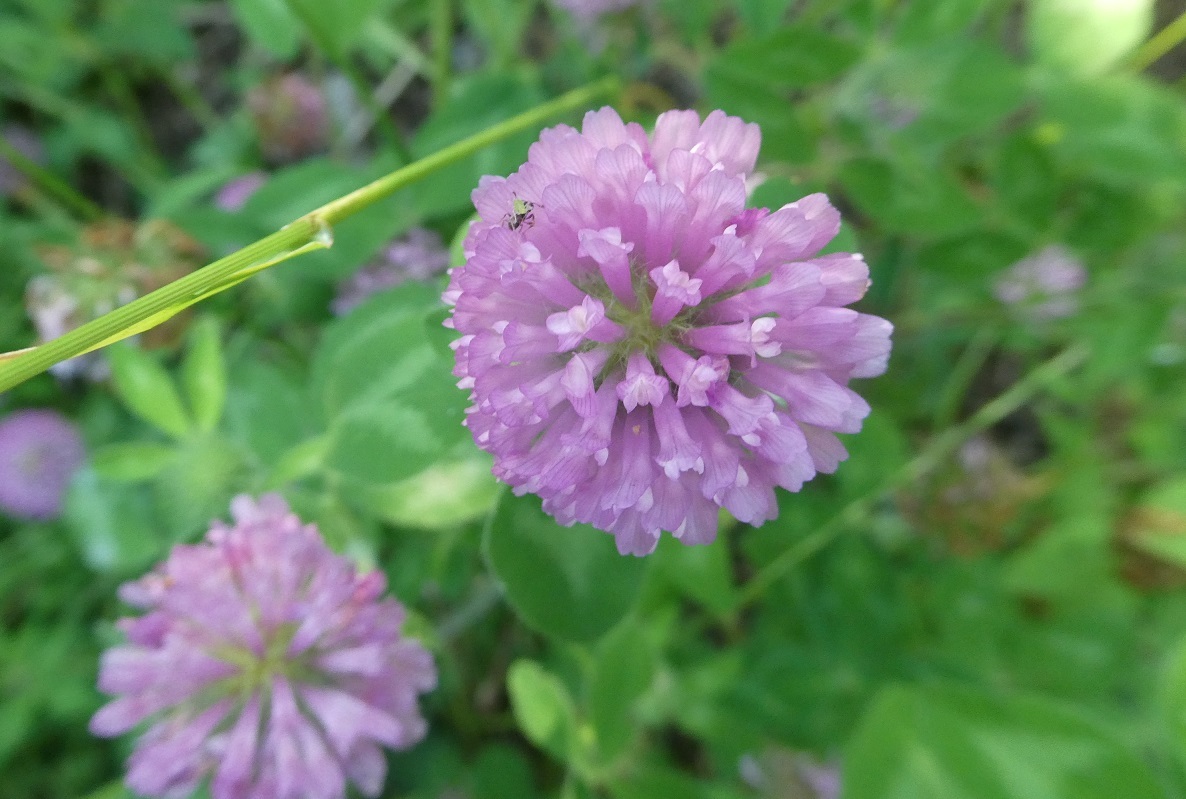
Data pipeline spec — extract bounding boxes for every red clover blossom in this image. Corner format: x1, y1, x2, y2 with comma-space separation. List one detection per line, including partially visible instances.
90, 494, 436, 799
445, 108, 893, 555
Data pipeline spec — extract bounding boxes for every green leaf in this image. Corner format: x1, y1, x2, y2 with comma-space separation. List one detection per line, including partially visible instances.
835, 40, 1025, 154
703, 26, 858, 165
1037, 75, 1186, 188
63, 468, 163, 572
182, 318, 227, 433
312, 281, 444, 414
266, 435, 331, 488
838, 157, 980, 237
708, 26, 861, 90
484, 492, 649, 642
654, 535, 736, 616
153, 436, 245, 537
843, 684, 1165, 799
0, 16, 72, 85
460, 0, 535, 67
506, 659, 580, 762
990, 133, 1061, 232
410, 71, 547, 218
107, 344, 192, 439
91, 441, 176, 483
916, 233, 1030, 285
835, 409, 910, 499
890, 0, 992, 44
734, 0, 794, 34
360, 456, 501, 529
1125, 478, 1186, 569
229, 0, 302, 59
1159, 634, 1186, 759
325, 402, 448, 485
1027, 0, 1154, 77
590, 621, 656, 764
471, 744, 539, 799
284, 0, 387, 58
224, 362, 314, 465
312, 283, 469, 486
1003, 516, 1114, 600
92, 0, 195, 65
609, 766, 747, 799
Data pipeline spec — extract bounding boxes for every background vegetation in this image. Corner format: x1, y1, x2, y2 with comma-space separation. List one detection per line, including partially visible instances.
2, 0, 1186, 797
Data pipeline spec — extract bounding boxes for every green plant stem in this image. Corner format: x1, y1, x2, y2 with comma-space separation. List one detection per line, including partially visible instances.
733, 342, 1090, 611
100, 66, 168, 182
431, 0, 453, 101
339, 59, 411, 161
1128, 8, 1186, 72
0, 77, 620, 394
932, 326, 998, 434
285, 3, 408, 159
162, 69, 220, 132
0, 135, 105, 222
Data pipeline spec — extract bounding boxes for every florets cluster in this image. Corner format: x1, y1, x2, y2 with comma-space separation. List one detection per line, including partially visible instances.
994, 244, 1086, 321
332, 227, 451, 316
90, 494, 436, 799
445, 108, 892, 555
0, 408, 85, 520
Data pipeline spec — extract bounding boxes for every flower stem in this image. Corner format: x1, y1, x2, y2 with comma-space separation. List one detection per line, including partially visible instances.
0, 134, 105, 222
733, 342, 1090, 610
931, 325, 998, 434
1127, 8, 1186, 72
0, 77, 620, 393
431, 0, 454, 101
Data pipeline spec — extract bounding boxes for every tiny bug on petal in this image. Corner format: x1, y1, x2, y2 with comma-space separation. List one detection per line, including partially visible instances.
502, 196, 537, 231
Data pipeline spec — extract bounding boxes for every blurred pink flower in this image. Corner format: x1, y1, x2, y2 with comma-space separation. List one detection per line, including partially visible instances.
332, 227, 451, 315
0, 409, 85, 520
994, 244, 1086, 320
553, 0, 640, 20
248, 74, 331, 162
91, 494, 436, 799
214, 172, 266, 212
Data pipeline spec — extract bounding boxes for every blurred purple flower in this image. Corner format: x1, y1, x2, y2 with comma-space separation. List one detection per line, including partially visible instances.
90, 494, 437, 799
215, 172, 266, 212
994, 244, 1086, 320
799, 760, 842, 799
552, 0, 640, 20
0, 125, 45, 197
332, 227, 450, 315
25, 274, 125, 381
445, 108, 892, 555
26, 220, 204, 380
248, 73, 331, 162
0, 409, 85, 521
739, 750, 841, 799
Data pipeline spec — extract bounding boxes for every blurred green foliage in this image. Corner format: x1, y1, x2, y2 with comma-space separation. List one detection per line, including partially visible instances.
2, 0, 1186, 797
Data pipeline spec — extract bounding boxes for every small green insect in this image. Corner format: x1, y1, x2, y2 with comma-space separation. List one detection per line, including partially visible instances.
502, 196, 537, 231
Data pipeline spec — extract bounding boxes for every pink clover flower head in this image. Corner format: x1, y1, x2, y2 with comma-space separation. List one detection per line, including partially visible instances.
445, 107, 893, 555
332, 227, 451, 315
993, 244, 1086, 320
248, 73, 331, 162
215, 172, 266, 212
90, 494, 437, 799
0, 409, 85, 520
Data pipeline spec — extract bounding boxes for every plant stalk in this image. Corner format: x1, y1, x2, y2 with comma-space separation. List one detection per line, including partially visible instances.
734, 342, 1091, 609
0, 77, 620, 393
